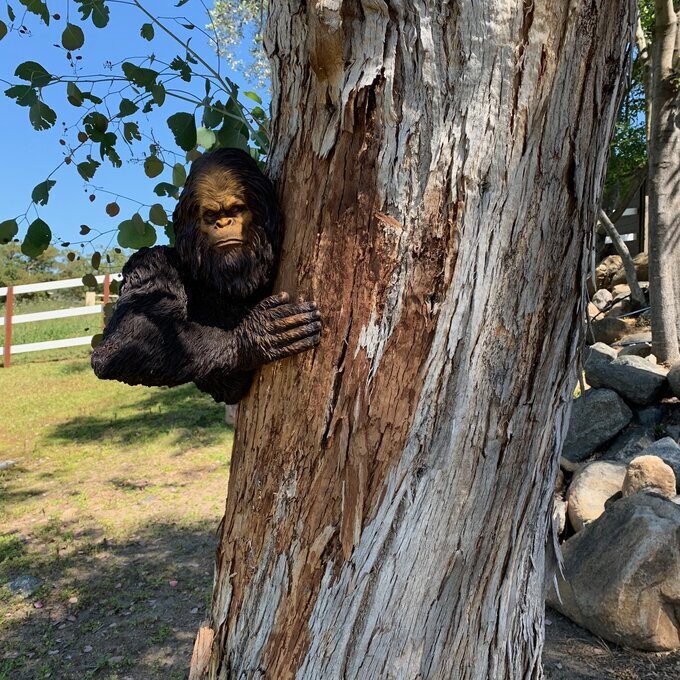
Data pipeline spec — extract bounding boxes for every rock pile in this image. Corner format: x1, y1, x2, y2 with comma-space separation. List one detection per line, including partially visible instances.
549, 258, 680, 652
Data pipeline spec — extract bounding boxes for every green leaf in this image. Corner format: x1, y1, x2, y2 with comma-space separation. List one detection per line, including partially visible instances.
216, 121, 248, 152
91, 251, 101, 270
151, 83, 165, 106
7, 5, 15, 22
167, 112, 196, 151
82, 273, 97, 287
144, 155, 164, 178
172, 163, 187, 187
0, 219, 18, 244
123, 121, 141, 143
81, 90, 102, 105
164, 222, 175, 247
117, 217, 156, 249
244, 91, 262, 105
15, 61, 52, 88
75, 0, 109, 28
29, 101, 57, 130
154, 182, 179, 199
66, 81, 84, 106
21, 218, 51, 257
61, 22, 85, 50
169, 56, 191, 82
175, 0, 190, 6
31, 179, 56, 205
77, 156, 101, 180
5, 84, 37, 107
118, 98, 138, 117
149, 203, 168, 226
122, 62, 158, 91
0, 19, 7, 40
100, 134, 121, 168
83, 111, 108, 141
202, 103, 223, 129
196, 126, 216, 150
19, 0, 49, 25
140, 22, 154, 40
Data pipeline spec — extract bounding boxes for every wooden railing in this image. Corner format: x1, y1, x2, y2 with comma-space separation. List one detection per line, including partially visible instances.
0, 273, 122, 367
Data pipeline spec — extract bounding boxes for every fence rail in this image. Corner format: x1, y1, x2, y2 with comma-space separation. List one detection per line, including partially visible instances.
1, 273, 122, 367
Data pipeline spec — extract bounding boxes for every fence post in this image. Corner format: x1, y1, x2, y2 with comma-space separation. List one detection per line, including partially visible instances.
3, 286, 14, 368
103, 273, 110, 305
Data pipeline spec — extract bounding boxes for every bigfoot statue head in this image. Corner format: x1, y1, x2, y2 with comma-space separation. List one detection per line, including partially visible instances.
173, 148, 281, 299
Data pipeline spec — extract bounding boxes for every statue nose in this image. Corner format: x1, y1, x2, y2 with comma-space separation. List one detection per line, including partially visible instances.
216, 218, 233, 229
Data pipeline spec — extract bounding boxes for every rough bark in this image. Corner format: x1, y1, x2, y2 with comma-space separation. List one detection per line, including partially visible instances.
195, 2, 635, 679
598, 208, 646, 308
648, 0, 680, 364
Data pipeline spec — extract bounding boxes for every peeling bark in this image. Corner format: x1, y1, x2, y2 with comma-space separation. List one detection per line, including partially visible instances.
648, 0, 680, 364
193, 2, 636, 678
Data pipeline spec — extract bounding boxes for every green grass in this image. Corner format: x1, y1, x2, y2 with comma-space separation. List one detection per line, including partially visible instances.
0, 356, 233, 679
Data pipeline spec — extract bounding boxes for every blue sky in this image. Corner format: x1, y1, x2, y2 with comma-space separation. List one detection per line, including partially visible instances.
0, 1, 266, 252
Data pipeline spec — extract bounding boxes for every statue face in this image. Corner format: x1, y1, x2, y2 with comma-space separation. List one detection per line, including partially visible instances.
195, 170, 254, 249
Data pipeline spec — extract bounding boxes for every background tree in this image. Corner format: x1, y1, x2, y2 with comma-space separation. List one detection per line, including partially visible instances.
647, 0, 680, 363
186, 1, 637, 678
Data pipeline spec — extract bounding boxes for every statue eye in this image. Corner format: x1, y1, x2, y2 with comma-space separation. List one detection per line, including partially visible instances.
204, 210, 217, 222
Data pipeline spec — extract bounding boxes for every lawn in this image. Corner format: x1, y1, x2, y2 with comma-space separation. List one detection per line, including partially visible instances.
0, 353, 233, 679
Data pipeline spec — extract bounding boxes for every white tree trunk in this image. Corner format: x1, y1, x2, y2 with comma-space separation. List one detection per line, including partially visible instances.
648, 0, 680, 364
193, 2, 635, 678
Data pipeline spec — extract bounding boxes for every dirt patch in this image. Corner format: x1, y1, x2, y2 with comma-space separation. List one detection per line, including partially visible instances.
544, 607, 680, 680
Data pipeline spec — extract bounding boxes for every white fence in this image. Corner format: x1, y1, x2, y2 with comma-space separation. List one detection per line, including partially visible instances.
1, 273, 122, 366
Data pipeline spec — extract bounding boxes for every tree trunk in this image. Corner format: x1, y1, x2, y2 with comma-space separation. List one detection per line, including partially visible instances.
648, 0, 680, 364
598, 208, 646, 308
195, 2, 635, 678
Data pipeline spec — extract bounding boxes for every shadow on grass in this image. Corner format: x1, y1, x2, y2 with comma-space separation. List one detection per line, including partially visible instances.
47, 383, 231, 449
0, 521, 218, 680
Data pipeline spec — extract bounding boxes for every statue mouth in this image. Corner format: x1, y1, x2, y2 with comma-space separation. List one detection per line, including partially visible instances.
215, 238, 243, 248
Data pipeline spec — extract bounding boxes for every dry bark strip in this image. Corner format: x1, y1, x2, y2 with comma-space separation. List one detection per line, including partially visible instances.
193, 2, 636, 679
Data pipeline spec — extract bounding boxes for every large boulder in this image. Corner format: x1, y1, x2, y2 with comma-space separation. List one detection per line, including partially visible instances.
622, 455, 677, 498
585, 353, 668, 406
639, 438, 680, 491
669, 363, 680, 399
611, 251, 649, 286
595, 254, 623, 290
601, 426, 655, 463
548, 494, 680, 651
566, 461, 627, 531
561, 389, 633, 470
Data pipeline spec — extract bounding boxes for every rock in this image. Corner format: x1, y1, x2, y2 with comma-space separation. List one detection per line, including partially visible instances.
669, 363, 680, 399
588, 316, 636, 345
639, 438, 680, 491
585, 354, 668, 406
595, 255, 623, 290
7, 576, 42, 598
548, 494, 680, 651
673, 496, 680, 505
622, 455, 677, 499
611, 284, 631, 299
587, 302, 601, 320
561, 389, 633, 470
601, 426, 656, 463
605, 298, 632, 318
635, 405, 663, 427
611, 251, 649, 286
553, 497, 568, 536
619, 341, 652, 358
592, 288, 613, 311
647, 354, 658, 365
584, 342, 617, 377
566, 461, 627, 531
614, 330, 652, 347
0, 461, 16, 471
